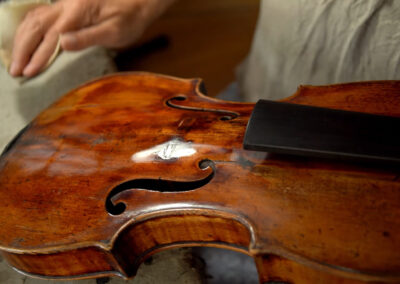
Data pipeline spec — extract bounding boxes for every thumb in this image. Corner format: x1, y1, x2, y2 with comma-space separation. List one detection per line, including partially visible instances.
60, 24, 110, 51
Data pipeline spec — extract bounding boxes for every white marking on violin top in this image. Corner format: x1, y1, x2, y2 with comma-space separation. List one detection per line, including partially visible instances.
131, 138, 196, 162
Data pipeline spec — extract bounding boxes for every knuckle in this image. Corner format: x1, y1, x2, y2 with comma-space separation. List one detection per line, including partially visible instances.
29, 19, 44, 35
108, 28, 122, 44
24, 9, 37, 19
25, 6, 45, 19
67, 0, 84, 17
108, 20, 125, 41
46, 26, 60, 37
22, 13, 44, 34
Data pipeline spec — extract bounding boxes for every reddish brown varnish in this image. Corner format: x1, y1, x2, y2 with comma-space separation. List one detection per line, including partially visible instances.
0, 73, 400, 283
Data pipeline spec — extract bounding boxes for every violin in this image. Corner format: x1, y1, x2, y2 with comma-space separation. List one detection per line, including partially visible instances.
0, 73, 399, 283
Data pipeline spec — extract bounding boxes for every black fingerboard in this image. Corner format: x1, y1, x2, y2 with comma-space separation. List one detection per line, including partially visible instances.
243, 100, 400, 165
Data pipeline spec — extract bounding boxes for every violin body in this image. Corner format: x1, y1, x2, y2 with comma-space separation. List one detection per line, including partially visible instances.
0, 73, 399, 283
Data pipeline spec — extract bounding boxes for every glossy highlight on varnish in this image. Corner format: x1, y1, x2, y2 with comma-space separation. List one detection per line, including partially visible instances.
0, 73, 399, 283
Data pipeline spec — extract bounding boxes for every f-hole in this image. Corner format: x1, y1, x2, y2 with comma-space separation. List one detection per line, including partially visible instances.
166, 95, 239, 121
106, 159, 215, 215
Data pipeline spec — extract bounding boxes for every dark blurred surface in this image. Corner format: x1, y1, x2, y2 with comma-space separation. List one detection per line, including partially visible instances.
115, 0, 260, 97
193, 247, 259, 284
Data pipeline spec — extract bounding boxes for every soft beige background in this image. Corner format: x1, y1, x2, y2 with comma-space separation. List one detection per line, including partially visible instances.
240, 0, 400, 101
0, 47, 115, 152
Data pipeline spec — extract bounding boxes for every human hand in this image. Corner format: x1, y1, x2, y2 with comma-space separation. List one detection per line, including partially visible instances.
10, 0, 176, 77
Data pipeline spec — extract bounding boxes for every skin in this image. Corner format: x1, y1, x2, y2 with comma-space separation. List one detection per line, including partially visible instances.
10, 0, 176, 77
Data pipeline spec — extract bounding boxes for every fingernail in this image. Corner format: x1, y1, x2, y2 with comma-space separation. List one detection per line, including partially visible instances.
23, 63, 36, 77
61, 33, 77, 48
9, 62, 20, 76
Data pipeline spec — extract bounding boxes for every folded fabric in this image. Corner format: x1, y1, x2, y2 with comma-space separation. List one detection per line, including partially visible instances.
0, 46, 117, 152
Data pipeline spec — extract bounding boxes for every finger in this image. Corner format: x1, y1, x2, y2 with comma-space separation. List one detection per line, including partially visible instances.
10, 6, 59, 76
10, 21, 44, 76
60, 21, 116, 51
22, 32, 59, 77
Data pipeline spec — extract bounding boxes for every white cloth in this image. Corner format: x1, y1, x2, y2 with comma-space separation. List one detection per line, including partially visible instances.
0, 0, 54, 70
239, 0, 400, 101
0, 47, 116, 152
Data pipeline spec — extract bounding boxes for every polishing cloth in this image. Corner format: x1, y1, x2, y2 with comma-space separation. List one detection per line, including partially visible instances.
0, 0, 60, 74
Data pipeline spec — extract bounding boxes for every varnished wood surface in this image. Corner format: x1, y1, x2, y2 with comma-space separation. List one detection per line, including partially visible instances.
0, 73, 400, 283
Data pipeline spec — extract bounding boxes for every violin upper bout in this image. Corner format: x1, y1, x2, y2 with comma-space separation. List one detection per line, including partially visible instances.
282, 81, 400, 116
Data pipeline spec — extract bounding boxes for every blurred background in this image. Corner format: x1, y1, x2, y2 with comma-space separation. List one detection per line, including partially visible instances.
115, 0, 260, 97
